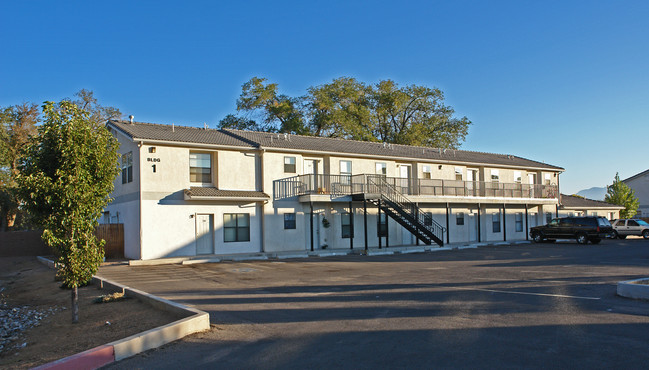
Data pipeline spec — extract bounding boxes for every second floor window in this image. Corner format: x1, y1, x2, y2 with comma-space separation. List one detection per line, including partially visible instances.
514, 171, 522, 184
491, 169, 500, 183
455, 167, 463, 181
422, 165, 432, 179
375, 162, 386, 176
340, 160, 352, 184
284, 156, 296, 173
121, 151, 133, 184
190, 152, 212, 183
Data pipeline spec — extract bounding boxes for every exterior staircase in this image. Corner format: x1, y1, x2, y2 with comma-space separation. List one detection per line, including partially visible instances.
361, 175, 445, 246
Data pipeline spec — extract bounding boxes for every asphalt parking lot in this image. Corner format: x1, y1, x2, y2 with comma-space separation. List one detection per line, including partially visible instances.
99, 238, 649, 369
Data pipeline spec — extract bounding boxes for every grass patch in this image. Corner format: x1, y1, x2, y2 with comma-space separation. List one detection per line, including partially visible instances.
94, 292, 128, 303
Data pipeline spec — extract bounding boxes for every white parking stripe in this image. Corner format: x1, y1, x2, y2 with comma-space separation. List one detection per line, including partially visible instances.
453, 286, 600, 300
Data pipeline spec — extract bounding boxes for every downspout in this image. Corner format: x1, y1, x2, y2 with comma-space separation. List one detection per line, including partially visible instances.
138, 141, 143, 260
259, 148, 266, 253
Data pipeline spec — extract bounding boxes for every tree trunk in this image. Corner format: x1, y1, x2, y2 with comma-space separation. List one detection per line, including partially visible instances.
71, 287, 79, 323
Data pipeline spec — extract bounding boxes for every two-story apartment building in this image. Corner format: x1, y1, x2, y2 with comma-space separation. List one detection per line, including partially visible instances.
105, 119, 567, 260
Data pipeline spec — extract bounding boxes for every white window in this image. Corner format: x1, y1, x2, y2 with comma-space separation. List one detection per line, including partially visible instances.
284, 156, 296, 173
492, 212, 501, 232
190, 152, 212, 183
514, 171, 522, 184
422, 165, 432, 179
544, 173, 551, 185
455, 167, 463, 181
375, 162, 387, 176
491, 169, 500, 183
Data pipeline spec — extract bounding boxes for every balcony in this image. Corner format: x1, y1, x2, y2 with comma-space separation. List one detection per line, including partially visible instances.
273, 174, 558, 201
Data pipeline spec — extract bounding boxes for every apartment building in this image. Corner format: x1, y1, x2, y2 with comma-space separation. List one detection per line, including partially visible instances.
105, 119, 566, 260
623, 169, 649, 217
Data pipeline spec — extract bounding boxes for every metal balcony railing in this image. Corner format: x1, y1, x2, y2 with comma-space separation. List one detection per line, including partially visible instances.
273, 174, 558, 201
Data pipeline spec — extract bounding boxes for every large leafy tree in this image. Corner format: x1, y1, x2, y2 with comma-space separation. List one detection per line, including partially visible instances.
0, 103, 40, 230
18, 101, 120, 323
605, 173, 639, 218
236, 77, 309, 134
232, 76, 471, 148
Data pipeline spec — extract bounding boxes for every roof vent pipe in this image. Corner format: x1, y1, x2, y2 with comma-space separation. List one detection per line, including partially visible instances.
172, 123, 175, 132
129, 115, 134, 124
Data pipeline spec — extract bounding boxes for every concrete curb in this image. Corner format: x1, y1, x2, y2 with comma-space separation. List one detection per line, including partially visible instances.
617, 278, 649, 300
34, 258, 211, 369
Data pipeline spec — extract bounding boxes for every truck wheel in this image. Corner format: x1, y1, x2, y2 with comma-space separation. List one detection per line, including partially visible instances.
643, 230, 649, 239
576, 233, 588, 245
612, 230, 620, 239
532, 232, 543, 243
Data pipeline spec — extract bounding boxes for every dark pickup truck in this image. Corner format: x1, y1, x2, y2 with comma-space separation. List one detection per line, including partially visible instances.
529, 216, 613, 244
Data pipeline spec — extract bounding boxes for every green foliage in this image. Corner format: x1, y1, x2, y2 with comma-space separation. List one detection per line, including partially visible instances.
0, 103, 40, 230
233, 76, 471, 148
17, 101, 120, 288
605, 173, 639, 218
218, 114, 276, 132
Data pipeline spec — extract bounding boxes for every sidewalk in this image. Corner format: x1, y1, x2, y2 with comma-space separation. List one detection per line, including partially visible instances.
127, 240, 532, 266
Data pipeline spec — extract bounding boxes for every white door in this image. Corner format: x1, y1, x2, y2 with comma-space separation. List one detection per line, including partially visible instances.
305, 212, 324, 249
528, 173, 537, 197
467, 169, 478, 196
304, 159, 318, 192
399, 165, 411, 194
468, 213, 478, 242
195, 214, 214, 255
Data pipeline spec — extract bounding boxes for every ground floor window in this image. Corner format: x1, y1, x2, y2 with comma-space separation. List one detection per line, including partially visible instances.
224, 213, 250, 242
515, 212, 523, 232
456, 212, 464, 226
284, 213, 296, 229
423, 212, 433, 227
342, 212, 353, 238
492, 212, 501, 233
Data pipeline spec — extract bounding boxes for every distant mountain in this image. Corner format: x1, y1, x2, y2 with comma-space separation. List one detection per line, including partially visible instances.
575, 187, 606, 201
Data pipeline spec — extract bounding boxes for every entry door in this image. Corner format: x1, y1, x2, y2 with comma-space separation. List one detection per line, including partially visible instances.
467, 169, 478, 196
305, 212, 324, 250
399, 165, 411, 194
195, 214, 214, 255
528, 173, 537, 197
468, 213, 478, 242
304, 159, 319, 192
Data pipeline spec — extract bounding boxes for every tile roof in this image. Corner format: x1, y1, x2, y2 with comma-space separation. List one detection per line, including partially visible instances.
559, 194, 623, 209
184, 187, 269, 199
108, 120, 564, 171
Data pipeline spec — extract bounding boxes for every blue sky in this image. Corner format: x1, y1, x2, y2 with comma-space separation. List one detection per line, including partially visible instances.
1, 0, 647, 194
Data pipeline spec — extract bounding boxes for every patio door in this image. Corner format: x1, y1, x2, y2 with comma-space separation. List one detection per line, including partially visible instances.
304, 159, 319, 192
195, 214, 214, 255
399, 164, 411, 194
467, 169, 478, 196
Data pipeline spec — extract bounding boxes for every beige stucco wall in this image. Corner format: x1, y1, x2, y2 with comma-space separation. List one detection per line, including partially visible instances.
626, 173, 649, 217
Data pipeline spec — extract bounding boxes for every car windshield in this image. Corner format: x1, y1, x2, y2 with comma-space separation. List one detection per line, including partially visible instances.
597, 218, 611, 227
637, 220, 649, 226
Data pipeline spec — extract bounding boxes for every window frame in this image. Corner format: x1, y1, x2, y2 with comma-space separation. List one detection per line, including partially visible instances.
515, 212, 523, 232
456, 212, 465, 226
492, 212, 501, 233
284, 213, 296, 229
341, 212, 354, 238
223, 213, 250, 242
190, 152, 213, 184
284, 156, 296, 173
422, 165, 432, 179
121, 151, 133, 184
377, 212, 388, 236
375, 162, 387, 176
491, 169, 500, 183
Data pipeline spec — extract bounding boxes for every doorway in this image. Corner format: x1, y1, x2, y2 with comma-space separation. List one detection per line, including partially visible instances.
399, 164, 412, 194
195, 214, 214, 255
304, 159, 319, 192
467, 169, 478, 196
468, 212, 479, 242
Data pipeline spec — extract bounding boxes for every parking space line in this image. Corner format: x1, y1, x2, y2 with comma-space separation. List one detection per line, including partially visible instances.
452, 286, 600, 300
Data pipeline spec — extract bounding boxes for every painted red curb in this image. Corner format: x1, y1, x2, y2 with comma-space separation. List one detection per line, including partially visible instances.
33, 344, 114, 370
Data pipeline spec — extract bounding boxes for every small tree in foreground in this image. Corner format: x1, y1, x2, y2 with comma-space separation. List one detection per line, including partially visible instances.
605, 173, 639, 219
18, 101, 120, 323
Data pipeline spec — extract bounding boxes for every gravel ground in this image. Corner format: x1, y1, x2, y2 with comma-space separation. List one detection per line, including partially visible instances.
0, 293, 63, 354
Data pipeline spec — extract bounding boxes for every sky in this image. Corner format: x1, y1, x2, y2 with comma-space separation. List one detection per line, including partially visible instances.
1, 0, 648, 195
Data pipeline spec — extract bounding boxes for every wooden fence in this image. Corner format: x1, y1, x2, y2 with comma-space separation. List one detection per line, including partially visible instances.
95, 224, 124, 259
0, 224, 124, 258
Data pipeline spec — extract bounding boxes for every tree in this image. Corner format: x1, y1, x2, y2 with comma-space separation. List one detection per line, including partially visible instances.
231, 76, 472, 148
236, 77, 309, 134
217, 114, 276, 132
605, 173, 639, 218
17, 101, 120, 323
0, 103, 40, 230
70, 89, 122, 128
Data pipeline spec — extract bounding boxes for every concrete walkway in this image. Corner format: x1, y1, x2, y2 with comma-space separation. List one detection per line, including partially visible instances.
127, 240, 531, 266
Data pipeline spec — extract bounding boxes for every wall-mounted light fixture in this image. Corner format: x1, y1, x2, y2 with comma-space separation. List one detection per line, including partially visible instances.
438, 165, 443, 170
149, 147, 156, 153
